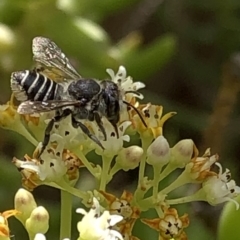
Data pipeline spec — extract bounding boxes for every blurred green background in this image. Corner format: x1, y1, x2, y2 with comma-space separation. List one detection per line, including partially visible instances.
1, 0, 240, 239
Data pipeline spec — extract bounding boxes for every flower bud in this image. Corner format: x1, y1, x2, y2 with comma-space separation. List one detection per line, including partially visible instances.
146, 136, 170, 166
115, 146, 143, 171
25, 207, 49, 236
14, 188, 37, 224
171, 139, 195, 167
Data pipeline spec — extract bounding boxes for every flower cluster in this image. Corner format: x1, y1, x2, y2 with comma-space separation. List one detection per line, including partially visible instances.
0, 39, 240, 240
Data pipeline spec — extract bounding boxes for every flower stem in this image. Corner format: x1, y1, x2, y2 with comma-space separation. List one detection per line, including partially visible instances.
108, 163, 121, 180
133, 137, 152, 202
155, 206, 164, 218
166, 188, 206, 205
57, 178, 88, 200
60, 190, 72, 240
153, 166, 162, 200
157, 162, 177, 182
138, 136, 152, 183
100, 155, 112, 191
71, 147, 97, 177
159, 169, 191, 195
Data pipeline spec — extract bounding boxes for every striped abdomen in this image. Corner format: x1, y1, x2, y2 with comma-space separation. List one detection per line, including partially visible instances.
11, 70, 58, 102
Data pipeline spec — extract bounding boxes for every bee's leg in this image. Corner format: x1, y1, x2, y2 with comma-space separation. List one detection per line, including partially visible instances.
38, 109, 72, 158
93, 111, 107, 141
72, 118, 105, 150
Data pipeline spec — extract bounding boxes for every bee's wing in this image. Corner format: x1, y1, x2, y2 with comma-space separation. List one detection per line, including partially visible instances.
32, 37, 81, 82
17, 100, 80, 115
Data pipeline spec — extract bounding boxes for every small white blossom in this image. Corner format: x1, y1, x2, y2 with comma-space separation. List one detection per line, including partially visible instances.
106, 66, 145, 99
93, 119, 131, 157
202, 164, 240, 209
14, 143, 67, 183
76, 197, 123, 240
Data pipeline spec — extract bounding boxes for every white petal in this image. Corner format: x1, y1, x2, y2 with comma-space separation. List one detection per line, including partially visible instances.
117, 66, 127, 78
109, 229, 124, 240
133, 81, 145, 90
76, 208, 88, 215
108, 215, 123, 226
106, 69, 115, 79
20, 162, 40, 174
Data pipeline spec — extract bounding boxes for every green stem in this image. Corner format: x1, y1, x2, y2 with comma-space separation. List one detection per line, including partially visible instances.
57, 179, 88, 200
137, 196, 153, 211
153, 166, 162, 200
60, 190, 72, 240
159, 169, 191, 195
134, 136, 153, 202
138, 136, 152, 183
157, 162, 177, 182
108, 162, 121, 180
100, 155, 112, 190
71, 147, 97, 177
155, 206, 164, 218
166, 188, 206, 205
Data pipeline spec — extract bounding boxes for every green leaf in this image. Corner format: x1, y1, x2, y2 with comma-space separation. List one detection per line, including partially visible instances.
218, 197, 240, 240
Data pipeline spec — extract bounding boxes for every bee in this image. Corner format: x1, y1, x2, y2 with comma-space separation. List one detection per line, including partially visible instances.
11, 37, 147, 157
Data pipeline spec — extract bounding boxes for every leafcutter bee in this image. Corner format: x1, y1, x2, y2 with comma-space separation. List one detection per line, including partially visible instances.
11, 37, 147, 156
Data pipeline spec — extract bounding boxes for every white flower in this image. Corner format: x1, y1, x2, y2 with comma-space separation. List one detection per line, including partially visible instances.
93, 118, 131, 157
202, 164, 240, 209
13, 143, 67, 183
50, 115, 90, 150
106, 66, 145, 100
76, 197, 123, 240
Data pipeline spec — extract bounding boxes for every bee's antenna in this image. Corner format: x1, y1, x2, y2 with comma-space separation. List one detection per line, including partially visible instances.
123, 100, 147, 128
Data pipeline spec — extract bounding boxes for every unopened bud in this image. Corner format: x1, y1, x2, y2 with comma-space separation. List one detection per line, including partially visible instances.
14, 188, 37, 224
146, 136, 170, 166
171, 139, 195, 167
116, 146, 143, 171
25, 207, 49, 236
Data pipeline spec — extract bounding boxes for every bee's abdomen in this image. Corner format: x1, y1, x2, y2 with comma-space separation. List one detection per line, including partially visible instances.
11, 70, 58, 102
